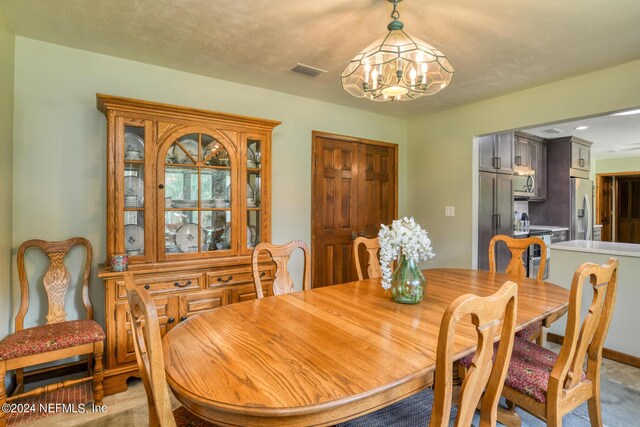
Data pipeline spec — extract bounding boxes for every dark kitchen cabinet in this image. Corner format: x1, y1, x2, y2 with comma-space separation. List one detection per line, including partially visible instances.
478, 132, 514, 175
478, 172, 513, 271
529, 139, 548, 201
571, 139, 591, 172
513, 134, 530, 173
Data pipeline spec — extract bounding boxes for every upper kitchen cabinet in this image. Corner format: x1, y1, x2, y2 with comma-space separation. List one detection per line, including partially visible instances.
522, 133, 547, 201
571, 138, 592, 173
478, 132, 514, 175
513, 133, 531, 173
545, 136, 592, 179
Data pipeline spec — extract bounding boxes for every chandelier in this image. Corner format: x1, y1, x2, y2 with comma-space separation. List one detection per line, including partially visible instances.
341, 0, 454, 101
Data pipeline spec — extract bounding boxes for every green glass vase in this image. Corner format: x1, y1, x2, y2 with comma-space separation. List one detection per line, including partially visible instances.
390, 255, 426, 304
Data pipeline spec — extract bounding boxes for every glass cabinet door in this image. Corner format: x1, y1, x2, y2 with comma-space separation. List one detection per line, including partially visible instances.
163, 132, 233, 256
123, 125, 146, 258
246, 138, 263, 250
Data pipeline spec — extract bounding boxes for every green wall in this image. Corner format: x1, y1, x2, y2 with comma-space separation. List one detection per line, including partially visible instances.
407, 60, 640, 268
595, 156, 640, 174
12, 37, 408, 327
0, 9, 14, 342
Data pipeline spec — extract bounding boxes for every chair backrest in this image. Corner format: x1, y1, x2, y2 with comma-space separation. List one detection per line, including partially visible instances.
489, 235, 547, 280
125, 273, 177, 427
251, 240, 311, 298
353, 237, 382, 281
431, 281, 518, 427
548, 258, 618, 401
16, 237, 93, 330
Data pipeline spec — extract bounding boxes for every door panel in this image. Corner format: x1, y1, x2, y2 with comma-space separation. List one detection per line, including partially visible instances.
495, 174, 514, 272
478, 172, 496, 270
313, 137, 359, 288
617, 177, 640, 243
312, 133, 397, 288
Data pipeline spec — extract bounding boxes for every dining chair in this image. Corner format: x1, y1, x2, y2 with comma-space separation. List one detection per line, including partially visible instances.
251, 240, 311, 298
0, 238, 104, 427
352, 236, 382, 281
489, 234, 552, 343
339, 280, 518, 427
496, 257, 618, 427
125, 273, 215, 427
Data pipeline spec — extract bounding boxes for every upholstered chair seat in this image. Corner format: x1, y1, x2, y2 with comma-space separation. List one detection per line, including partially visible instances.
172, 406, 217, 426
514, 320, 542, 341
0, 320, 104, 360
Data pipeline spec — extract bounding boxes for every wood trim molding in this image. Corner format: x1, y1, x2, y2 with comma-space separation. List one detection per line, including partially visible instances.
596, 171, 640, 177
547, 332, 640, 368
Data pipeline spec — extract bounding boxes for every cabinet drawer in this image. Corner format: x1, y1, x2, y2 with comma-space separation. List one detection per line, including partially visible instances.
207, 268, 272, 288
229, 282, 273, 303
179, 289, 228, 320
116, 273, 202, 299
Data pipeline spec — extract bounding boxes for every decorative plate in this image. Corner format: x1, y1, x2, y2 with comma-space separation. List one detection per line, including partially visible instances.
173, 138, 198, 164
124, 176, 144, 202
247, 225, 257, 248
124, 224, 144, 251
175, 223, 204, 252
124, 133, 144, 159
224, 183, 254, 200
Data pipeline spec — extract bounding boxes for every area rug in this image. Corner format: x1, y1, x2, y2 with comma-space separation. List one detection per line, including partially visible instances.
6, 382, 92, 426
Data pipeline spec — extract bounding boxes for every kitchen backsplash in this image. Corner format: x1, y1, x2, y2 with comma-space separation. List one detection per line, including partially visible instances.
514, 200, 529, 218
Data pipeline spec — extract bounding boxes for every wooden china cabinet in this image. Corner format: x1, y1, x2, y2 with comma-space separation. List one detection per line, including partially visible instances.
96, 94, 280, 395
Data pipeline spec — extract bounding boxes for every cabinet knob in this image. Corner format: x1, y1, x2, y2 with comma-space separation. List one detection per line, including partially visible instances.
144, 284, 150, 290
168, 317, 175, 324
259, 272, 266, 278
180, 316, 187, 322
158, 184, 165, 189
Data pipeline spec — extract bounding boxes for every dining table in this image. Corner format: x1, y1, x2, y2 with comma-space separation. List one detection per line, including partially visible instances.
162, 268, 570, 427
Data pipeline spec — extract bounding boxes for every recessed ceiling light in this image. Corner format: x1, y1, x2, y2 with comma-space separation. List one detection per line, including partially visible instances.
612, 109, 640, 116
574, 125, 589, 130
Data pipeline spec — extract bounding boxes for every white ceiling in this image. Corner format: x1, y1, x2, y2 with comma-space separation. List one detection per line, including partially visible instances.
523, 110, 640, 160
2, 0, 640, 119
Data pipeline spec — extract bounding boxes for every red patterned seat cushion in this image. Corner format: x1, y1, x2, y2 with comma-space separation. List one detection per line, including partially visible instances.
514, 320, 542, 341
173, 406, 219, 426
0, 320, 104, 360
459, 337, 585, 404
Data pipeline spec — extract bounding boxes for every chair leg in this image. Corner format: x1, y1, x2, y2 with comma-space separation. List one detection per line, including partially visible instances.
14, 368, 24, 396
547, 405, 563, 427
92, 342, 104, 406
497, 399, 522, 427
0, 361, 7, 427
587, 380, 603, 427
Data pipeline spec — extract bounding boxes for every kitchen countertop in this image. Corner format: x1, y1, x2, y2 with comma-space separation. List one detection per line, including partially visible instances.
530, 225, 569, 232
513, 230, 529, 237
550, 240, 640, 258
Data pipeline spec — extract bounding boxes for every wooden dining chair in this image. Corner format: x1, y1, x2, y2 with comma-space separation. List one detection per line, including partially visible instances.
339, 281, 518, 427
0, 238, 104, 427
489, 234, 553, 343
125, 273, 215, 427
497, 258, 618, 427
251, 240, 311, 298
353, 236, 382, 281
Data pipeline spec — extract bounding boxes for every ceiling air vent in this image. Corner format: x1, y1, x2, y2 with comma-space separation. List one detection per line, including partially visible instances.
540, 128, 564, 135
289, 63, 327, 78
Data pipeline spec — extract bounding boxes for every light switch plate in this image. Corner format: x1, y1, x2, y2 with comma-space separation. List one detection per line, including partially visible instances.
445, 206, 455, 217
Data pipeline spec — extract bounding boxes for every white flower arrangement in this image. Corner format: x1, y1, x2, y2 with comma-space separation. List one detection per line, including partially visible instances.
378, 217, 435, 290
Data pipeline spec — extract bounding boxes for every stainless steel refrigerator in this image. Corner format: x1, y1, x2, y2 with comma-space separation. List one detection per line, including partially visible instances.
570, 178, 593, 240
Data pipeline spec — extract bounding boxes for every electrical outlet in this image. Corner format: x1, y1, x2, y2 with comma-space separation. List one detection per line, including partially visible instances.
445, 206, 455, 217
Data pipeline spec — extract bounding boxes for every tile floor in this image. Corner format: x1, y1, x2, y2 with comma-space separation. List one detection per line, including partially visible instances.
17, 344, 640, 426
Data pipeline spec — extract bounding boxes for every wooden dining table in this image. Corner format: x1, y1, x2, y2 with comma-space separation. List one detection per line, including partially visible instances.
162, 268, 570, 427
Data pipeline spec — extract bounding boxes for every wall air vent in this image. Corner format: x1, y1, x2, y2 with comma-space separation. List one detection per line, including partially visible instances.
540, 128, 564, 135
289, 63, 327, 78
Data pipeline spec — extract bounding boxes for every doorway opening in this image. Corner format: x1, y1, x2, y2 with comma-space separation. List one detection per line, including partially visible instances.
596, 172, 640, 243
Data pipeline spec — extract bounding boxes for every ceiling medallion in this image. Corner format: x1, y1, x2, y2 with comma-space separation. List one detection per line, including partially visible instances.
341, 0, 454, 101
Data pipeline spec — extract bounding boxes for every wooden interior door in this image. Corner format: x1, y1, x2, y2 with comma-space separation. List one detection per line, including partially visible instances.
617, 176, 640, 243
312, 132, 397, 288
596, 175, 613, 241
